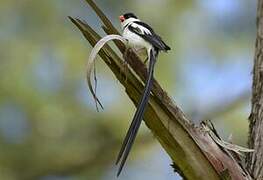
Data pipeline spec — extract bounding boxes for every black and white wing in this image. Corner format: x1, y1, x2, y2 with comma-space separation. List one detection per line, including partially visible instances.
128, 21, 170, 51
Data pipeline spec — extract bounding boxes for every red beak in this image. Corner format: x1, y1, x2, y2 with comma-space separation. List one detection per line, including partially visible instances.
119, 15, 125, 22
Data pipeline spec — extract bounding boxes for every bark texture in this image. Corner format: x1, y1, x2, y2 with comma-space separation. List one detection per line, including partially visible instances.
247, 0, 263, 179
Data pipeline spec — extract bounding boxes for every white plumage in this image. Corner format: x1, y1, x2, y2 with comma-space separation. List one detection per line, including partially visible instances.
121, 18, 152, 53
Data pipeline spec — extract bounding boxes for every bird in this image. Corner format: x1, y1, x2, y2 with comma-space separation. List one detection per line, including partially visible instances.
116, 12, 171, 176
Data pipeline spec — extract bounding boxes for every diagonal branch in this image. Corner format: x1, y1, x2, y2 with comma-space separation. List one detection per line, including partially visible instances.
70, 1, 253, 179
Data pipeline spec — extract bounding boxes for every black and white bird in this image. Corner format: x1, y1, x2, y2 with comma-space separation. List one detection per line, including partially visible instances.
116, 13, 170, 176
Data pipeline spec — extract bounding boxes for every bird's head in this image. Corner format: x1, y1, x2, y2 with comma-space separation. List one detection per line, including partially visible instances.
119, 13, 138, 27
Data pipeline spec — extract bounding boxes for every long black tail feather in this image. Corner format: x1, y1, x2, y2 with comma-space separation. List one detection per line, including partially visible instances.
116, 49, 156, 176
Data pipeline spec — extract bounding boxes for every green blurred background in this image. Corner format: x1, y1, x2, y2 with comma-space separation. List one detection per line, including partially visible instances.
0, 0, 256, 179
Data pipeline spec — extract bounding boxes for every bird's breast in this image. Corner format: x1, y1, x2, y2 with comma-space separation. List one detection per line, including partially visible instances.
123, 28, 151, 50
